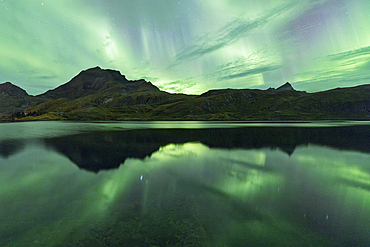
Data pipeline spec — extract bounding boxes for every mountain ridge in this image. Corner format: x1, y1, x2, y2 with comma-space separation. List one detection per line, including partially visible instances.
0, 82, 43, 117
276, 82, 295, 91
0, 81, 29, 97
1, 67, 370, 121
39, 66, 160, 100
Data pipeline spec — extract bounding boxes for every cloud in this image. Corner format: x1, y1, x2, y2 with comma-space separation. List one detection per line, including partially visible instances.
205, 51, 283, 81
294, 60, 370, 91
323, 46, 370, 73
327, 46, 370, 62
160, 80, 197, 93
219, 65, 283, 80
34, 75, 59, 80
294, 68, 370, 92
174, 3, 296, 62
291, 44, 370, 91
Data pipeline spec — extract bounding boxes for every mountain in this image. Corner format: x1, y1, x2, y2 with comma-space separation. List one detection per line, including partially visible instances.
0, 81, 28, 97
0, 82, 42, 117
23, 67, 191, 120
39, 66, 160, 100
276, 82, 295, 91
2, 67, 370, 121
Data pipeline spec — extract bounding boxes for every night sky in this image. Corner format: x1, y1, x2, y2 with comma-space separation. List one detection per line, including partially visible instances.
1, 0, 370, 95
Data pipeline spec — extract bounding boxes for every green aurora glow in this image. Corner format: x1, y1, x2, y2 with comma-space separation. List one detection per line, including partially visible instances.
2, 141, 370, 246
1, 0, 370, 95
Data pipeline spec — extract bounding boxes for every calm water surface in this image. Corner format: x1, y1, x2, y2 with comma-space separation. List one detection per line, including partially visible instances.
1, 121, 370, 246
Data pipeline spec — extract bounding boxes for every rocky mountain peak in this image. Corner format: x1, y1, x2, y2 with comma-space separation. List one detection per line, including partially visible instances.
0, 82, 29, 97
80, 67, 127, 81
40, 67, 159, 100
276, 82, 295, 91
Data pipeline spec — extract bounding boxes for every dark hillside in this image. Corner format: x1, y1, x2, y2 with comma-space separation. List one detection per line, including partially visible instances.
1, 67, 369, 121
39, 67, 160, 100
0, 82, 43, 117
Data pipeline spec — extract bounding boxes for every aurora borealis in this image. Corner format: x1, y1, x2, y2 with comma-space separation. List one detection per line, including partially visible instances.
1, 0, 370, 95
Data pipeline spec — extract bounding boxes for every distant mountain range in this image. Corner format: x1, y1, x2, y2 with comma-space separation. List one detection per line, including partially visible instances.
1, 66, 370, 121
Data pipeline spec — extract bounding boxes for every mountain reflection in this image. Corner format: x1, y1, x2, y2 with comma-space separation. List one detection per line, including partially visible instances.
0, 140, 25, 158
43, 125, 370, 172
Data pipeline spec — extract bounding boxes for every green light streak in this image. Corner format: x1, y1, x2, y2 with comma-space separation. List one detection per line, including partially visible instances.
2, 139, 370, 246
0, 0, 370, 94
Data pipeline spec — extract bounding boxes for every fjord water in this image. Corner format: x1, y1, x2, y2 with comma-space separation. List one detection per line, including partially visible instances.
1, 122, 370, 246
